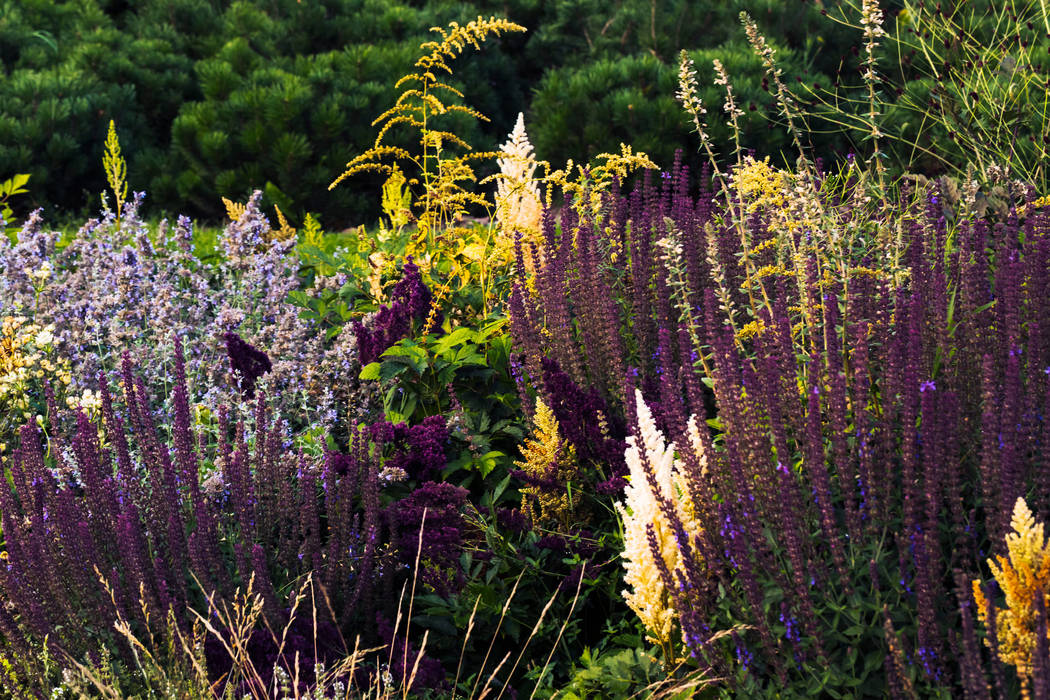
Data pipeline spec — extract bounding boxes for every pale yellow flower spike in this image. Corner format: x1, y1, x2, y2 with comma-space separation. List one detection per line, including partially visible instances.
973, 497, 1050, 680
494, 113, 543, 269
615, 390, 702, 650
514, 398, 579, 528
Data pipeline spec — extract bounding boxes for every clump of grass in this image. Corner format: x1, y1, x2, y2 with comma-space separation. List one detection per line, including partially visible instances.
813, 0, 1050, 191
46, 514, 605, 699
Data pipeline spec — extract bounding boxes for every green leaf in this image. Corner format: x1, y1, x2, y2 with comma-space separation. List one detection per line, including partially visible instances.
491, 472, 511, 503
381, 348, 427, 374
475, 317, 507, 342
379, 362, 406, 381
452, 346, 486, 365
4, 173, 30, 195
430, 326, 475, 354
381, 341, 426, 361
358, 362, 381, 380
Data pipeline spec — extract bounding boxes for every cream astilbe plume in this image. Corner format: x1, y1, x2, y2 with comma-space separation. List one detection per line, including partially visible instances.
616, 390, 702, 647
494, 113, 543, 266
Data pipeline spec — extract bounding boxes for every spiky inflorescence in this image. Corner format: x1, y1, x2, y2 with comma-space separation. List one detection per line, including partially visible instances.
0, 345, 394, 687
513, 397, 579, 528
102, 120, 127, 221
495, 112, 543, 266
974, 498, 1050, 678
675, 50, 712, 154
615, 390, 702, 648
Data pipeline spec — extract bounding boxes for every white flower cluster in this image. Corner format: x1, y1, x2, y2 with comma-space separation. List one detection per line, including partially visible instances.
615, 390, 704, 647
495, 112, 543, 241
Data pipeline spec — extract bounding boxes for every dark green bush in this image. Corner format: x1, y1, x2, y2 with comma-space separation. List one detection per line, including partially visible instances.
530, 43, 817, 174
0, 0, 858, 224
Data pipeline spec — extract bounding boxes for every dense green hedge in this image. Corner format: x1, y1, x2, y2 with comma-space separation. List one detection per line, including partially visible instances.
0, 0, 856, 225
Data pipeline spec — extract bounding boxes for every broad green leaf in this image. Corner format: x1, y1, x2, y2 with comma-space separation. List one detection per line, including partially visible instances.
430, 326, 475, 354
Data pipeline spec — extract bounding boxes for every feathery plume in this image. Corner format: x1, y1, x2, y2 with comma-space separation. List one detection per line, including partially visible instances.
616, 390, 702, 648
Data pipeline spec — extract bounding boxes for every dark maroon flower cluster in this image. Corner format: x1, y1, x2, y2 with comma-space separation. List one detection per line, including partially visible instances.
369, 414, 449, 481
386, 482, 470, 597
224, 330, 272, 398
496, 506, 530, 534
354, 257, 434, 364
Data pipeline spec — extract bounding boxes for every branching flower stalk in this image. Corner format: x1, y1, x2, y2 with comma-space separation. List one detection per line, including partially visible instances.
740, 12, 814, 182
657, 221, 713, 376
712, 59, 744, 169
329, 17, 525, 261
539, 144, 659, 217
676, 51, 770, 352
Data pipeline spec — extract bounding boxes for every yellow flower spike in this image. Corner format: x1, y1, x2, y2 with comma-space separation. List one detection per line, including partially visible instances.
514, 398, 579, 528
222, 197, 247, 222
272, 205, 296, 241
102, 120, 128, 221
974, 497, 1050, 679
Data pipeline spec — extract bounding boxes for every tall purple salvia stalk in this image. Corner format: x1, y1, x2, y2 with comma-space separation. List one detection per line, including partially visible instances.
518, 160, 1050, 693
0, 342, 398, 687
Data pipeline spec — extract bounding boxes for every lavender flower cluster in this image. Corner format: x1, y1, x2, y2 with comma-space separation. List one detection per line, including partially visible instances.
0, 192, 377, 433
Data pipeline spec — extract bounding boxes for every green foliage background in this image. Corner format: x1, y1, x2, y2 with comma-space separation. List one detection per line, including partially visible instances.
0, 0, 860, 225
